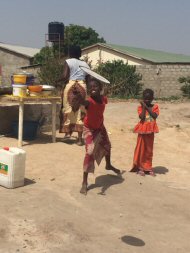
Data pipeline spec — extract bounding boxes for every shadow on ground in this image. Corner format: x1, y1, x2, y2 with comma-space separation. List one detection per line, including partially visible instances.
19, 133, 82, 146
8, 133, 53, 146
121, 235, 145, 247
24, 178, 36, 186
154, 166, 169, 174
88, 174, 125, 195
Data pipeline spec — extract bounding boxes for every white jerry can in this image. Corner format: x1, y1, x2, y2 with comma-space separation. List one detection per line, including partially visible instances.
0, 147, 26, 188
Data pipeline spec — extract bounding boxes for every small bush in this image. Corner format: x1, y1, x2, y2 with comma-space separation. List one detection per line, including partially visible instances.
94, 60, 143, 97
37, 57, 64, 86
178, 76, 190, 98
158, 96, 180, 101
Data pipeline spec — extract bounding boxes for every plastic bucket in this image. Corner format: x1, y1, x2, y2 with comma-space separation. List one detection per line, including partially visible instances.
13, 74, 27, 84
12, 84, 27, 97
12, 120, 39, 140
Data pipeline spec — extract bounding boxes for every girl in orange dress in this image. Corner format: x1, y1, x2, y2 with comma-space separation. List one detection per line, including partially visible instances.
130, 89, 159, 176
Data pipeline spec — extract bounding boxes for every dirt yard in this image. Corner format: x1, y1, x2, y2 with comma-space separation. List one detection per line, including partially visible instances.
0, 100, 190, 253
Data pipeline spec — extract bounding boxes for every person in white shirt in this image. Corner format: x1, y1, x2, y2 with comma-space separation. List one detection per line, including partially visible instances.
57, 45, 90, 145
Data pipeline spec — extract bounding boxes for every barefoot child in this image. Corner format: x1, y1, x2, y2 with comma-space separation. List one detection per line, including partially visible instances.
130, 89, 159, 176
78, 78, 121, 194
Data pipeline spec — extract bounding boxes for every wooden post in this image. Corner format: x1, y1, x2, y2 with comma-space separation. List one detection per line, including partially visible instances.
52, 101, 57, 143
18, 100, 24, 147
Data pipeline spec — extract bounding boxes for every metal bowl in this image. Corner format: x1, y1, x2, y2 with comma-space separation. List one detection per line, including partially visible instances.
42, 85, 55, 91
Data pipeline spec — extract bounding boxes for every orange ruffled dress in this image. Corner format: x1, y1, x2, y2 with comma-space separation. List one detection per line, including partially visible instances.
131, 104, 159, 172
134, 104, 159, 134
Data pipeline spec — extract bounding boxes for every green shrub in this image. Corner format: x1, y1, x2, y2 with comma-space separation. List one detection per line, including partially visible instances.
158, 96, 180, 101
94, 60, 143, 97
178, 76, 190, 98
37, 57, 64, 86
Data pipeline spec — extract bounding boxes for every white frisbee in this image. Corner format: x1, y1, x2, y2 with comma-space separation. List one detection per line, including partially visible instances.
80, 66, 110, 84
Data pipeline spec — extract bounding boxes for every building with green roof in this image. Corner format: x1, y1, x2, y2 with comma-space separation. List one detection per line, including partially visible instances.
82, 43, 190, 98
82, 43, 190, 66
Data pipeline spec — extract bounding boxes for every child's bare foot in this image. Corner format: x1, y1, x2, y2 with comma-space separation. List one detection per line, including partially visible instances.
137, 170, 145, 176
105, 165, 121, 175
80, 184, 87, 195
149, 171, 156, 177
62, 133, 71, 140
77, 140, 83, 146
76, 137, 83, 146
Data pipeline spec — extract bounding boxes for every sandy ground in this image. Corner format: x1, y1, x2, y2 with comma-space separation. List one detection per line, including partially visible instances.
0, 100, 190, 253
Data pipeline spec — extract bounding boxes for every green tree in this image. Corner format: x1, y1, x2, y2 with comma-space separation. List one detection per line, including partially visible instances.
94, 60, 143, 97
33, 24, 106, 86
178, 76, 190, 98
33, 46, 55, 65
37, 57, 65, 87
64, 24, 106, 50
33, 24, 106, 64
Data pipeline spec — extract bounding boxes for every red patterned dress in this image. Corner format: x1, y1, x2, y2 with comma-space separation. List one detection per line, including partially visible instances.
83, 96, 111, 173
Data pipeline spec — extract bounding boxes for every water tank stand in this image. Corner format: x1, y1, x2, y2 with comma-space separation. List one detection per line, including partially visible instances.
45, 33, 62, 59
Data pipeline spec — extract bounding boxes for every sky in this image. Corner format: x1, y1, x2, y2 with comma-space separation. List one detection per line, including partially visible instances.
0, 0, 190, 55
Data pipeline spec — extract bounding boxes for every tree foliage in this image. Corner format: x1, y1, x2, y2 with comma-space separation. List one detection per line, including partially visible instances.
64, 24, 106, 50
94, 60, 143, 97
178, 76, 190, 98
33, 24, 106, 64
33, 24, 106, 87
33, 24, 143, 97
37, 57, 64, 86
33, 46, 55, 65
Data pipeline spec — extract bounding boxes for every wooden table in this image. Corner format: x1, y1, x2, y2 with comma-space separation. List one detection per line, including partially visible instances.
0, 95, 61, 147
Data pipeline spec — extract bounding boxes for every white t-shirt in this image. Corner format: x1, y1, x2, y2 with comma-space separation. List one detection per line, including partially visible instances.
66, 58, 90, 81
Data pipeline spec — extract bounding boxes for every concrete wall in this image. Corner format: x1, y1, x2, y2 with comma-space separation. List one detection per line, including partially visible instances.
0, 48, 30, 84
0, 103, 61, 135
136, 64, 190, 98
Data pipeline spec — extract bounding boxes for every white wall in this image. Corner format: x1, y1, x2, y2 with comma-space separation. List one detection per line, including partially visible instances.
82, 46, 144, 68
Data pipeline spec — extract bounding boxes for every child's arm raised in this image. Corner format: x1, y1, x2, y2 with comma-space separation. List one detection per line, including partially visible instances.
145, 104, 158, 119
139, 101, 146, 120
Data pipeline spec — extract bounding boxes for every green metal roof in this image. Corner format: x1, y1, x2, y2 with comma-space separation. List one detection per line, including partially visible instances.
103, 43, 190, 63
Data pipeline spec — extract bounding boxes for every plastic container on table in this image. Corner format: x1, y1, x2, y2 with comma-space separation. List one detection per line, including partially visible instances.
13, 74, 27, 84
0, 147, 26, 188
11, 73, 35, 86
12, 84, 27, 97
